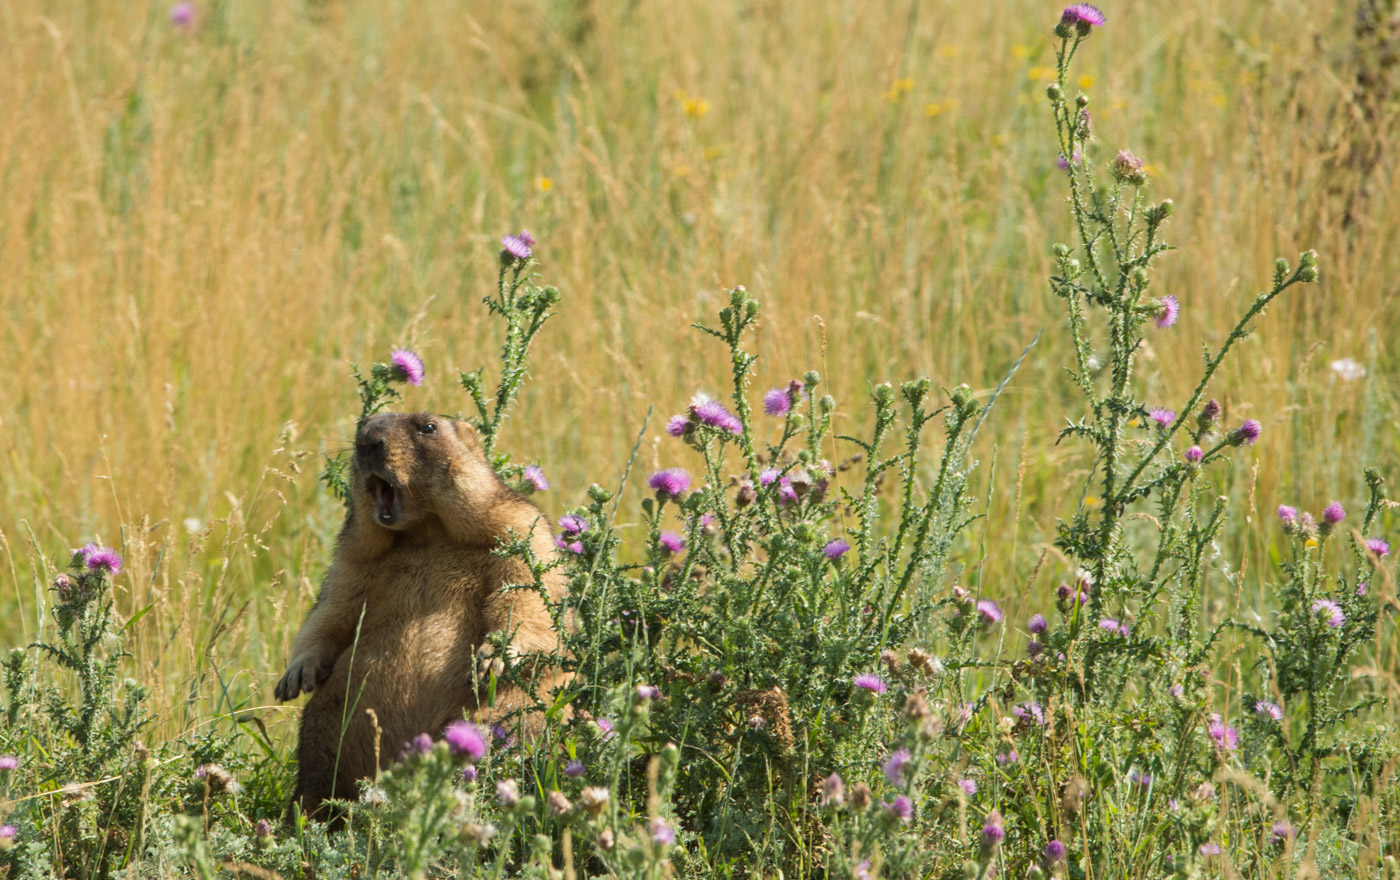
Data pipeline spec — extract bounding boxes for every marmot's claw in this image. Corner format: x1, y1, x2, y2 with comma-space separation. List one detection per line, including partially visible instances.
275, 654, 329, 702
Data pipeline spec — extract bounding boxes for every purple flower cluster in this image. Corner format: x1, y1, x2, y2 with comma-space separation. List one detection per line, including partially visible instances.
74, 543, 124, 576
501, 229, 535, 260
1207, 714, 1239, 751
389, 348, 425, 386
853, 673, 887, 694
1155, 295, 1180, 329
1060, 4, 1105, 29
648, 468, 692, 498
522, 465, 548, 492
442, 721, 488, 762
824, 539, 850, 560
883, 748, 912, 785
976, 599, 1003, 625
1312, 599, 1345, 628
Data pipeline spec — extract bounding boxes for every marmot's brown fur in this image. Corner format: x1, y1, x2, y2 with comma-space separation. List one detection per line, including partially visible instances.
274, 412, 568, 819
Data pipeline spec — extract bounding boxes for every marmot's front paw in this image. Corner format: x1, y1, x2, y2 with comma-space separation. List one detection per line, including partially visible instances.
274, 653, 335, 702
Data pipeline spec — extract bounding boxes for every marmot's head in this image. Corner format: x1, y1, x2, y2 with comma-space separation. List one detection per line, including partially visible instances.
352, 412, 500, 532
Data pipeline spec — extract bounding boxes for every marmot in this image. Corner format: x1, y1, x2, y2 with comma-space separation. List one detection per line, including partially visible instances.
274, 412, 569, 819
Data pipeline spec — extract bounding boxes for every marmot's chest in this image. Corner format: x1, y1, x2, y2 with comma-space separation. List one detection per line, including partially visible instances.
352, 547, 505, 627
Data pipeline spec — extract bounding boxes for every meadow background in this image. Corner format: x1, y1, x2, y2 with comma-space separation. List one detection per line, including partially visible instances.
0, 0, 1396, 851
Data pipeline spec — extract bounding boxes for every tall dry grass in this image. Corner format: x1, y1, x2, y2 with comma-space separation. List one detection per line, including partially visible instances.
0, 0, 1395, 745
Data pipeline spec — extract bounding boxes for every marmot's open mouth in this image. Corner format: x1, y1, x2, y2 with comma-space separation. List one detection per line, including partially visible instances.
367, 475, 402, 527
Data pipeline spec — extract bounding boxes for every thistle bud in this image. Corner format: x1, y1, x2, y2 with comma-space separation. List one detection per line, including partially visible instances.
587, 483, 612, 504
803, 370, 821, 389
1110, 149, 1149, 186
873, 383, 895, 406
850, 783, 872, 811
1076, 94, 1089, 108
1047, 83, 1063, 102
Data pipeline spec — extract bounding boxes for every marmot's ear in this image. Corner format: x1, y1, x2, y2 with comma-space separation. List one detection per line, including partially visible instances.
453, 420, 483, 452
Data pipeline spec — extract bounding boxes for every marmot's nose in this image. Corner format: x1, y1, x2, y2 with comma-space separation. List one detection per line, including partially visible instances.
356, 424, 387, 460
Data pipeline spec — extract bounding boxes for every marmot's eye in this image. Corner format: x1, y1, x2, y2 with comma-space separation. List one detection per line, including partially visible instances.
420, 422, 437, 435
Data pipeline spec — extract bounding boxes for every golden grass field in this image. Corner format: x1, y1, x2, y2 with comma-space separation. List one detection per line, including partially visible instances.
0, 0, 1395, 747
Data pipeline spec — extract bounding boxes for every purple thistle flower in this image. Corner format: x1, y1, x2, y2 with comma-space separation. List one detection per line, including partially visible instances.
1358, 581, 1369, 596
884, 796, 914, 825
559, 514, 588, 535
1056, 150, 1082, 171
1111, 149, 1148, 185
996, 749, 1019, 766
501, 232, 533, 260
823, 539, 850, 560
1014, 701, 1046, 726
1207, 714, 1239, 751
1129, 769, 1153, 787
1277, 505, 1298, 525
777, 480, 799, 505
1149, 408, 1176, 428
883, 748, 912, 785
650, 817, 676, 845
554, 537, 583, 555
820, 773, 845, 807
1155, 295, 1180, 329
1099, 617, 1121, 632
635, 684, 661, 701
522, 465, 549, 492
462, 765, 478, 782
853, 673, 887, 694
659, 531, 686, 554
389, 348, 425, 386
1312, 599, 1345, 628
0, 756, 16, 771
959, 778, 978, 796
665, 414, 690, 437
496, 779, 520, 806
255, 818, 274, 839
1028, 613, 1048, 634
595, 718, 615, 739
1169, 683, 1184, 699
1200, 842, 1222, 856
1230, 419, 1262, 446
1185, 445, 1204, 463
981, 809, 1005, 845
1323, 502, 1346, 525
1271, 820, 1295, 844
84, 547, 123, 576
1026, 640, 1043, 657
1365, 537, 1391, 558
1060, 4, 1105, 29
1254, 700, 1284, 722
410, 733, 435, 755
690, 396, 742, 434
518, 230, 536, 248
1043, 839, 1067, 863
170, 3, 195, 27
442, 721, 488, 762
648, 468, 692, 498
976, 599, 1003, 624
0, 824, 14, 840
563, 759, 585, 778
491, 723, 514, 742
763, 387, 792, 416
758, 467, 781, 488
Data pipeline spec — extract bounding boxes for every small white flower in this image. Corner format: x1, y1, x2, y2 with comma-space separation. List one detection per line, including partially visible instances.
1330, 358, 1366, 381
184, 518, 204, 534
